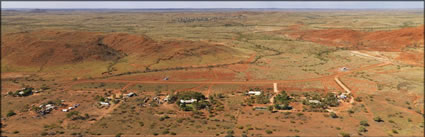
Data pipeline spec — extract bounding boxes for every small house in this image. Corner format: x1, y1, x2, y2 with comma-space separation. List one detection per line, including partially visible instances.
99, 102, 110, 106
308, 100, 321, 104
164, 95, 170, 102
180, 99, 197, 104
253, 107, 267, 110
339, 93, 348, 99
340, 67, 349, 72
247, 91, 261, 96
126, 92, 136, 97
45, 104, 55, 111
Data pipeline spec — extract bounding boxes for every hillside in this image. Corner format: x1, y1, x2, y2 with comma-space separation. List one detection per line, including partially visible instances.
286, 25, 424, 52
1, 30, 243, 76
1, 30, 125, 66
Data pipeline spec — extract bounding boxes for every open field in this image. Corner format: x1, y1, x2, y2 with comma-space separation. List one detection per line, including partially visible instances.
1, 9, 424, 136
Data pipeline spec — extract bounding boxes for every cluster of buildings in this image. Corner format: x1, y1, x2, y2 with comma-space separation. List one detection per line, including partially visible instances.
62, 104, 80, 112
137, 95, 168, 107
307, 92, 350, 104
36, 104, 56, 115
98, 92, 137, 107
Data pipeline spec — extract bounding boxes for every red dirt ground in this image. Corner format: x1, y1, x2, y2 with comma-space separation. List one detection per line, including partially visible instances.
395, 52, 424, 67
286, 25, 424, 52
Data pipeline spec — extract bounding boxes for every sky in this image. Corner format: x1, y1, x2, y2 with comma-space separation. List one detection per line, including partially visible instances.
1, 1, 424, 9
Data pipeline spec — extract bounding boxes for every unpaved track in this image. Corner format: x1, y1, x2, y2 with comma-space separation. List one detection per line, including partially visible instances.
334, 76, 351, 94
69, 62, 391, 87
351, 50, 396, 65
334, 76, 354, 103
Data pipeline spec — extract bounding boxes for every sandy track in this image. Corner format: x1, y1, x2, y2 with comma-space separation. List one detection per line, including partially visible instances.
334, 76, 354, 103
69, 62, 391, 87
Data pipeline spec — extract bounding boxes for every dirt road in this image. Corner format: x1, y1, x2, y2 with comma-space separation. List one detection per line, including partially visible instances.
334, 76, 354, 103
69, 62, 391, 87
351, 51, 393, 64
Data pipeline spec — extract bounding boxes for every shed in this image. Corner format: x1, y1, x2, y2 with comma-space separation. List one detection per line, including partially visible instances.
308, 100, 321, 104
126, 92, 136, 97
247, 91, 261, 96
164, 95, 170, 102
100, 102, 110, 106
340, 67, 349, 72
339, 93, 347, 99
180, 99, 197, 104
253, 107, 267, 110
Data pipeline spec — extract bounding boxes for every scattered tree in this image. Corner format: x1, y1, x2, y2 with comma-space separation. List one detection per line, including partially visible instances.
7, 110, 16, 117
360, 120, 369, 127
330, 112, 338, 118
265, 130, 273, 134
373, 116, 384, 122
340, 132, 350, 137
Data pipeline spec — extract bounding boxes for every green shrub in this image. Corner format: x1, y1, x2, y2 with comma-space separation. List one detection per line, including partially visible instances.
265, 129, 273, 134
373, 116, 384, 122
162, 130, 170, 135
358, 126, 367, 133
330, 112, 338, 118
66, 111, 80, 118
360, 120, 369, 126
177, 118, 184, 123
115, 133, 123, 137
340, 132, 350, 137
159, 115, 170, 121
40, 132, 48, 136
392, 129, 398, 134
7, 110, 16, 117
355, 97, 362, 102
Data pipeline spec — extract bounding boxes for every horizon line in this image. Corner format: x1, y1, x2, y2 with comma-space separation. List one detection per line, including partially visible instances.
3, 8, 424, 10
